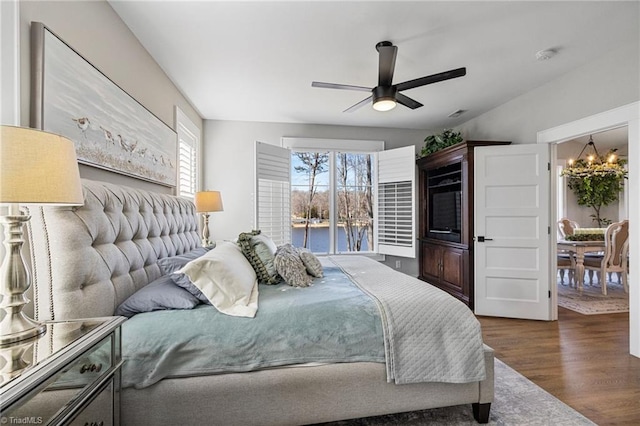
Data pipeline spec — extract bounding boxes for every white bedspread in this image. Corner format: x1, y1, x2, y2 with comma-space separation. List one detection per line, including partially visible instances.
327, 256, 486, 385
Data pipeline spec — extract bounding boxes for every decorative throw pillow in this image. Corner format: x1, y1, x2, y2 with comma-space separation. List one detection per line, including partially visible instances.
178, 241, 259, 318
157, 247, 211, 275
274, 244, 313, 288
297, 247, 324, 278
115, 275, 200, 318
237, 230, 280, 284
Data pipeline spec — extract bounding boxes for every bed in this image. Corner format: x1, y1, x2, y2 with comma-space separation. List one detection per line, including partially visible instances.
27, 179, 494, 425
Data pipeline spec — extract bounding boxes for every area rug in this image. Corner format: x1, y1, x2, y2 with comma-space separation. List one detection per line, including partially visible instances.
319, 359, 595, 425
557, 279, 629, 315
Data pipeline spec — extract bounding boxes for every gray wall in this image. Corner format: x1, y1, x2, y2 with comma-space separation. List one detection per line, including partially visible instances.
202, 120, 428, 275
19, 0, 203, 193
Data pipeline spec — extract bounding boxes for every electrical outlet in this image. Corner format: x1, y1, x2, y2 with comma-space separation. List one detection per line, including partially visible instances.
395, 260, 402, 269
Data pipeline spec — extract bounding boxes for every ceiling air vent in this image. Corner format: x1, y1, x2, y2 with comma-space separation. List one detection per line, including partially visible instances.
448, 109, 467, 118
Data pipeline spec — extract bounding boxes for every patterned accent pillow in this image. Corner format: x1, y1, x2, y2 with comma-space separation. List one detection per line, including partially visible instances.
237, 230, 280, 285
297, 248, 323, 278
274, 244, 312, 288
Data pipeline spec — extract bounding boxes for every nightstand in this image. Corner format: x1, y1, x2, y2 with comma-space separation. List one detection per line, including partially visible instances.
0, 316, 125, 425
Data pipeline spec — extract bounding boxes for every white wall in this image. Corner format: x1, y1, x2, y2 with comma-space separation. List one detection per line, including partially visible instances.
202, 120, 427, 275
456, 42, 639, 144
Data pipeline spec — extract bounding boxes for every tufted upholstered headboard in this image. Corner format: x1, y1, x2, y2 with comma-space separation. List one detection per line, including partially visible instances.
27, 179, 201, 321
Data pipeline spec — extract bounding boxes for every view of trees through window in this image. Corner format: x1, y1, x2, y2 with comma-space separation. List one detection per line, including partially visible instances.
291, 151, 374, 253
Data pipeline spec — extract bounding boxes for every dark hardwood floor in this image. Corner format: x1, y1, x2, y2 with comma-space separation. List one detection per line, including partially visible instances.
478, 308, 640, 426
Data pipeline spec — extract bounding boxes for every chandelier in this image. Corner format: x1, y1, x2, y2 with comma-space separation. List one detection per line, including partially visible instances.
562, 135, 625, 178
561, 134, 627, 227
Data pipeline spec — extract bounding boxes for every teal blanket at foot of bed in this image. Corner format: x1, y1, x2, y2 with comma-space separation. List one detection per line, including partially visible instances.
121, 266, 385, 389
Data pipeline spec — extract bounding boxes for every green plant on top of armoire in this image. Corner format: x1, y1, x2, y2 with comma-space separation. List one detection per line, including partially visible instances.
418, 129, 463, 158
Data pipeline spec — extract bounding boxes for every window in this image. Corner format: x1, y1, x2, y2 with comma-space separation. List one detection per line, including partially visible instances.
291, 151, 374, 254
255, 139, 415, 258
175, 107, 200, 199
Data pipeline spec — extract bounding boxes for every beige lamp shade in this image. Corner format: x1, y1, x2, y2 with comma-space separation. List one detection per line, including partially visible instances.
1, 126, 83, 205
194, 191, 223, 213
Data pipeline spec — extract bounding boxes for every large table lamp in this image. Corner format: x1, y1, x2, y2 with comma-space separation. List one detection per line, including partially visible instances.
0, 126, 83, 345
194, 191, 223, 247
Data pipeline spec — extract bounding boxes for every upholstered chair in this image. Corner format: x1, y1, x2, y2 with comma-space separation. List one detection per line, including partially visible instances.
558, 218, 579, 238
583, 220, 629, 295
557, 255, 575, 287
557, 218, 579, 286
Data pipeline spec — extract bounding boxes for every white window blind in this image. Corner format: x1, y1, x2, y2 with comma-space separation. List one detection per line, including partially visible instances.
377, 146, 416, 258
176, 108, 199, 199
255, 141, 291, 246
179, 141, 196, 198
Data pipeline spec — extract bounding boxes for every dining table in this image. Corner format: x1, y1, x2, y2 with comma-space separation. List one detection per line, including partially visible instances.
557, 239, 606, 294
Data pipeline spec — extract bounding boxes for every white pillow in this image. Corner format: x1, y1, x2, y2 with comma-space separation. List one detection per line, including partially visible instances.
178, 241, 259, 318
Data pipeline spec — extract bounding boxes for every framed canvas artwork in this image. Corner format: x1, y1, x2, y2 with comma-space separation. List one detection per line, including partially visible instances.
31, 22, 177, 187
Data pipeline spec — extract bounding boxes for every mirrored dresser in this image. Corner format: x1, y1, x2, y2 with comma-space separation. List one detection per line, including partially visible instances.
0, 317, 125, 426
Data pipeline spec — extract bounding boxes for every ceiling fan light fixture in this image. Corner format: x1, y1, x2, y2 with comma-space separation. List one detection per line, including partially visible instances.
312, 41, 466, 113
373, 98, 396, 111
372, 86, 397, 112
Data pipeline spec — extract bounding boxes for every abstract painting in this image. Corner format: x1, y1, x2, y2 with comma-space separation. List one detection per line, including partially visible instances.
31, 22, 177, 187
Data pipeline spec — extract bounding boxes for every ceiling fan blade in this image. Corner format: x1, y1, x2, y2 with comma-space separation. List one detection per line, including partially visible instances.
396, 93, 423, 110
343, 95, 373, 113
395, 67, 466, 92
312, 81, 372, 92
378, 44, 397, 86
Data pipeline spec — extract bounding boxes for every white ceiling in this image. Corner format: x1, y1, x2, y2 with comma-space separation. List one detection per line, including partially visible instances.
109, 1, 639, 130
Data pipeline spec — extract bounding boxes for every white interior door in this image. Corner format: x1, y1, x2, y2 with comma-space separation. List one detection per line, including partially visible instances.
474, 144, 551, 320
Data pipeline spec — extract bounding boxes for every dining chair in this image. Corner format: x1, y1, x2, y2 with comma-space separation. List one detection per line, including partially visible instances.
557, 218, 579, 286
583, 220, 629, 295
557, 254, 575, 286
558, 217, 579, 238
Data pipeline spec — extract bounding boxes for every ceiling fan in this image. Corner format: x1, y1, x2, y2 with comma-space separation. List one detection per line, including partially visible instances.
312, 41, 466, 112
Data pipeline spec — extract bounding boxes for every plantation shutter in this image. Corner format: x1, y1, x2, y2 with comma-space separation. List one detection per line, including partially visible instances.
377, 146, 416, 258
176, 108, 199, 199
179, 141, 197, 198
255, 141, 291, 246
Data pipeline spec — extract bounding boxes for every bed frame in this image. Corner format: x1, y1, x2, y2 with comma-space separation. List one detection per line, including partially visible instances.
27, 179, 494, 425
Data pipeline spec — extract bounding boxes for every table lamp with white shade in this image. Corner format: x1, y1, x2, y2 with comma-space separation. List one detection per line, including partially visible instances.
194, 190, 223, 247
0, 126, 84, 345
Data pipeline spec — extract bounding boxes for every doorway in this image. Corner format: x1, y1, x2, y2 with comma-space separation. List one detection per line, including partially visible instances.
537, 101, 639, 357
555, 127, 629, 314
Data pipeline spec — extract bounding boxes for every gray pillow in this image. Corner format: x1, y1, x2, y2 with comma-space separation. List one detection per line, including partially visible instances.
297, 247, 324, 277
115, 275, 200, 318
274, 244, 312, 288
157, 247, 210, 275
171, 272, 211, 305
